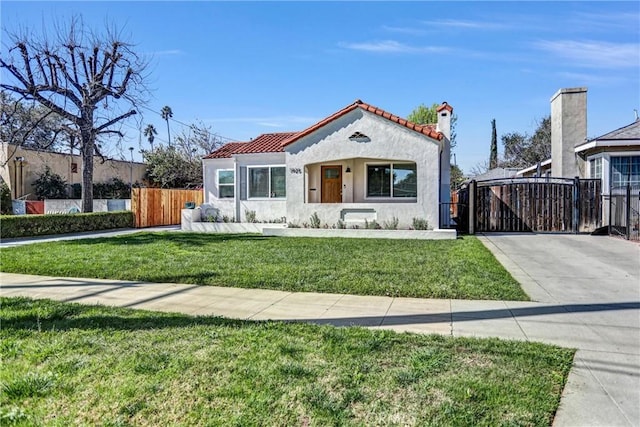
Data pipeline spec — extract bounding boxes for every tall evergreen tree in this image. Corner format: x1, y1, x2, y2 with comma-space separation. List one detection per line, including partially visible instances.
489, 119, 498, 169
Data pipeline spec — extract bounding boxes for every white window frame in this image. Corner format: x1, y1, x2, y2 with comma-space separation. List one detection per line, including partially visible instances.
247, 165, 287, 199
589, 157, 602, 179
217, 169, 235, 199
611, 155, 640, 188
364, 162, 418, 200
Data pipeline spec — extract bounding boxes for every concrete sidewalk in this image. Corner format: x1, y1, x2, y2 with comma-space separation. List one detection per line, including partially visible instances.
1, 233, 638, 426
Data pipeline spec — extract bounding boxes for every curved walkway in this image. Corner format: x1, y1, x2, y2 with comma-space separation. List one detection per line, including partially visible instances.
1, 233, 638, 426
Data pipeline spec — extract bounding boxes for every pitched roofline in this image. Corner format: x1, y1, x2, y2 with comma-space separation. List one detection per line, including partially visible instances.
202, 142, 247, 159
281, 99, 444, 147
516, 158, 552, 175
576, 119, 640, 146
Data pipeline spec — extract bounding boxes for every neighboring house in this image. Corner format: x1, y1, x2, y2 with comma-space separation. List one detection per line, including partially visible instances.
468, 167, 521, 182
575, 119, 640, 193
202, 99, 453, 228
0, 143, 147, 199
516, 159, 551, 178
516, 87, 640, 223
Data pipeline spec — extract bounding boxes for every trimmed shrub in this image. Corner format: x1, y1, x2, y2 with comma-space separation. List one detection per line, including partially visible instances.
0, 212, 133, 238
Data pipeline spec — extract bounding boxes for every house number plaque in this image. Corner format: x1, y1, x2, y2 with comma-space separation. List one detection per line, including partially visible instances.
289, 168, 302, 174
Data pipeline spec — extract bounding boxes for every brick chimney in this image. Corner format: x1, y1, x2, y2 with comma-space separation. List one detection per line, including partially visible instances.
550, 88, 587, 178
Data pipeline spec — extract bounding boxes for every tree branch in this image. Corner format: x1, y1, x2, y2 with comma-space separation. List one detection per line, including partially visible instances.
95, 109, 136, 132
0, 83, 79, 124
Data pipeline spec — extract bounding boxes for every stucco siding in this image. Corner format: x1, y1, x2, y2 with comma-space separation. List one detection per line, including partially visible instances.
284, 109, 442, 227
203, 157, 235, 203
2, 143, 146, 199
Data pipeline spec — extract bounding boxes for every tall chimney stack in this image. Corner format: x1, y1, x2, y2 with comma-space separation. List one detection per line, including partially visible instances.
550, 87, 587, 178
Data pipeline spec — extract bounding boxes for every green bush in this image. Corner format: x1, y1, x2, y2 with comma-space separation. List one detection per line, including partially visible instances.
93, 178, 131, 199
0, 212, 133, 238
0, 179, 12, 214
34, 166, 68, 199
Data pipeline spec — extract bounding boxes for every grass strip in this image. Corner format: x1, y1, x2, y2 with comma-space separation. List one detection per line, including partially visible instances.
1, 297, 574, 426
0, 232, 527, 300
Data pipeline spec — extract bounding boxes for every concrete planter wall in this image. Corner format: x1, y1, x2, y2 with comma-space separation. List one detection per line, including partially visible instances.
262, 227, 457, 240
44, 199, 131, 214
181, 209, 286, 233
181, 208, 456, 239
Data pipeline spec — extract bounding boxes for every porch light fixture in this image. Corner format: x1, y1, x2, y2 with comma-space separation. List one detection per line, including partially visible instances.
345, 166, 351, 173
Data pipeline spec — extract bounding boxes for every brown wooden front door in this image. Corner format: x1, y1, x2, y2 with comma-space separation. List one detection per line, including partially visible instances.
321, 166, 342, 203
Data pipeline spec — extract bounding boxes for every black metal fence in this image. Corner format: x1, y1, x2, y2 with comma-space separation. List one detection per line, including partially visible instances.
609, 185, 640, 241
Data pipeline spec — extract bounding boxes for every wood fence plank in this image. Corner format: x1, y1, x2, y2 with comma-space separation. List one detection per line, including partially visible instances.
130, 188, 203, 228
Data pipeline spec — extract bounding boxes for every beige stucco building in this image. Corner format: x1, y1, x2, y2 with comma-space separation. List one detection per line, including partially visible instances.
1, 143, 147, 199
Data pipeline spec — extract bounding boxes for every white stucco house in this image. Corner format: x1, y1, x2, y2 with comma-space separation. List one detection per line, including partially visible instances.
202, 100, 453, 229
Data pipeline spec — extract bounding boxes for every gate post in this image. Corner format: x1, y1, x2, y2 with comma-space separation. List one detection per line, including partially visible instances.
626, 183, 631, 240
572, 177, 580, 234
468, 180, 476, 235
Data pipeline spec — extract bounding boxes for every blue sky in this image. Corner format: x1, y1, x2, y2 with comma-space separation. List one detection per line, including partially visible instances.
2, 1, 639, 173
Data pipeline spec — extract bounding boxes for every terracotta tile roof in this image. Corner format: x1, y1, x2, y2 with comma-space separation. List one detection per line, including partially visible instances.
203, 142, 247, 159
281, 99, 446, 147
234, 132, 299, 154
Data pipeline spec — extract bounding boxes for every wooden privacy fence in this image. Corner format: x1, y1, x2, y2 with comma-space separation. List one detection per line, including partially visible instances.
131, 188, 203, 228
458, 178, 601, 234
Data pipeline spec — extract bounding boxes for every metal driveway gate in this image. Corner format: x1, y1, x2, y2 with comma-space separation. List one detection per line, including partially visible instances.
458, 178, 601, 234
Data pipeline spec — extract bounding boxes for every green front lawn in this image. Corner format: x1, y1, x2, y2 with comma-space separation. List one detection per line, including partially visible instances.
1, 297, 574, 426
0, 233, 527, 300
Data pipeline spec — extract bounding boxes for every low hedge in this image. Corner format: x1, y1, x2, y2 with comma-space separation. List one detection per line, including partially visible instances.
0, 211, 133, 239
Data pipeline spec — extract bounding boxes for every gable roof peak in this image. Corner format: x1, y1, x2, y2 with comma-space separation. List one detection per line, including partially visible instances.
280, 99, 444, 147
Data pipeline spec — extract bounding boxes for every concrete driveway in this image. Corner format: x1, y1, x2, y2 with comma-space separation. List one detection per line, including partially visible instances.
479, 234, 639, 427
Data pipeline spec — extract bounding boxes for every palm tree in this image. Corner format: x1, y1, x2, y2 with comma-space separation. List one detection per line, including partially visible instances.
143, 124, 158, 149
161, 105, 173, 145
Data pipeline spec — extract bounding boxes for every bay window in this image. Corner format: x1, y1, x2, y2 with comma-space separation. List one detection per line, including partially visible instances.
611, 156, 640, 188
589, 157, 602, 179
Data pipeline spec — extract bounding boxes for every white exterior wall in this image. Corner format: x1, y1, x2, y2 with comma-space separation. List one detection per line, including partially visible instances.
437, 106, 452, 220
235, 152, 287, 222
202, 157, 236, 219
285, 109, 442, 229
203, 153, 287, 222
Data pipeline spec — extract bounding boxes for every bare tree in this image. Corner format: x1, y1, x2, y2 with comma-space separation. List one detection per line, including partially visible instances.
0, 16, 148, 212
174, 120, 225, 160
0, 91, 73, 163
